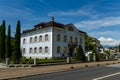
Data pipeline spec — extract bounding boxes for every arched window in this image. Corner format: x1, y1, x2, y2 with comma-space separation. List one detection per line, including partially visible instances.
45, 34, 48, 41
23, 48, 26, 54
39, 35, 42, 42
30, 48, 33, 53
57, 46, 61, 53
63, 47, 67, 53
63, 35, 67, 42
39, 47, 42, 53
30, 37, 33, 43
23, 39, 26, 44
34, 47, 37, 53
57, 34, 60, 41
45, 46, 48, 53
34, 36, 37, 42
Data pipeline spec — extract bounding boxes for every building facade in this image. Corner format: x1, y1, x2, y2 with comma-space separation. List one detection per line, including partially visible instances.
21, 17, 86, 59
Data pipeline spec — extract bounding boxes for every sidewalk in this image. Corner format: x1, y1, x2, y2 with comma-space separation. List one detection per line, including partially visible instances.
0, 60, 120, 80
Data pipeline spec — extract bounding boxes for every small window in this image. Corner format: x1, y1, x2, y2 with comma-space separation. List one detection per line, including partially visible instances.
57, 46, 61, 53
68, 27, 73, 31
63, 47, 67, 53
34, 36, 37, 42
63, 35, 67, 42
23, 39, 26, 44
30, 37, 33, 43
45, 47, 48, 53
39, 47, 42, 53
80, 38, 82, 44
39, 36, 42, 42
23, 48, 26, 54
57, 34, 60, 41
30, 48, 33, 53
34, 47, 37, 53
69, 36, 73, 43
45, 34, 48, 41
75, 37, 78, 43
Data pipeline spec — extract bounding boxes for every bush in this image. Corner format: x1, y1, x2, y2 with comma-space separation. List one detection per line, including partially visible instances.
38, 59, 66, 64
10, 60, 14, 64
20, 57, 26, 64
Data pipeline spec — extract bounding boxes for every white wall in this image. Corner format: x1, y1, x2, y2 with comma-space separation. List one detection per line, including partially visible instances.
52, 26, 85, 58
21, 27, 53, 59
21, 25, 85, 59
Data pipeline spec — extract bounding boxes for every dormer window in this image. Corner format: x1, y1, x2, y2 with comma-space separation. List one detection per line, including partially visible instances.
68, 27, 73, 31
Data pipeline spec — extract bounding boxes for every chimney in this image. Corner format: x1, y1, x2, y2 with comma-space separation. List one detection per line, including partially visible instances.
51, 16, 54, 22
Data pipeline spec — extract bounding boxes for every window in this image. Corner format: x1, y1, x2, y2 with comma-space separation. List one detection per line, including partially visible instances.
45, 46, 48, 53
34, 47, 37, 53
45, 34, 48, 41
39, 47, 42, 53
68, 27, 73, 31
63, 47, 67, 53
80, 38, 82, 44
75, 37, 78, 43
30, 48, 33, 53
30, 37, 33, 43
57, 46, 61, 53
39, 35, 42, 42
63, 35, 67, 42
23, 39, 26, 44
23, 48, 26, 54
69, 36, 73, 43
57, 34, 60, 41
34, 36, 37, 42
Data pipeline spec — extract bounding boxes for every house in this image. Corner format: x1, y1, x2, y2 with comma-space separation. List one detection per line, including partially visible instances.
21, 17, 86, 59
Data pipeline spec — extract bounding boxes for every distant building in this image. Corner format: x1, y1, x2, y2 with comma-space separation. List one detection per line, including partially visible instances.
21, 17, 86, 59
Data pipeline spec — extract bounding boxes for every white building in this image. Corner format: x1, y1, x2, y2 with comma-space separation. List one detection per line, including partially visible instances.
21, 17, 86, 59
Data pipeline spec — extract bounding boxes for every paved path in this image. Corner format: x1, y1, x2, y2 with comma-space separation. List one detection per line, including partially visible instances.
0, 60, 120, 80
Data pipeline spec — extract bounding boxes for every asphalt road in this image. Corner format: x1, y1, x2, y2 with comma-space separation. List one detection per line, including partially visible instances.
19, 64, 120, 80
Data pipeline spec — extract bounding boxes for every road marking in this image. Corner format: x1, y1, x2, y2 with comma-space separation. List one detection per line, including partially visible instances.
93, 72, 120, 80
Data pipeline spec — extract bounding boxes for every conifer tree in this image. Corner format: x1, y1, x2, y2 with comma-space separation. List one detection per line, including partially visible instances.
75, 45, 86, 61
6, 25, 11, 58
0, 25, 2, 59
0, 20, 6, 59
12, 20, 21, 63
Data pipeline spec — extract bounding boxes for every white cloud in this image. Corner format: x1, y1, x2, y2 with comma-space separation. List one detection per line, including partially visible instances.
75, 16, 120, 30
39, 0, 48, 6
0, 6, 32, 19
48, 3, 98, 18
98, 36, 120, 46
48, 9, 94, 17
90, 31, 119, 37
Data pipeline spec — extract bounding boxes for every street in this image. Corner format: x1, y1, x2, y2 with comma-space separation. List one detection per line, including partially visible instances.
19, 64, 120, 80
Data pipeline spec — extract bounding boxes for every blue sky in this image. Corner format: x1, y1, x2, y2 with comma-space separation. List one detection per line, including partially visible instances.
0, 0, 120, 46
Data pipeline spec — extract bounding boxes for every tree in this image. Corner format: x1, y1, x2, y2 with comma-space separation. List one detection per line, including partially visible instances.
12, 20, 21, 63
6, 25, 11, 58
105, 50, 110, 60
0, 20, 6, 59
92, 48, 100, 61
85, 35, 94, 51
75, 45, 86, 61
0, 25, 2, 59
118, 43, 120, 53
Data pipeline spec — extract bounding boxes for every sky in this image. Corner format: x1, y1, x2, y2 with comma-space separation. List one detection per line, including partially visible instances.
0, 0, 120, 46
